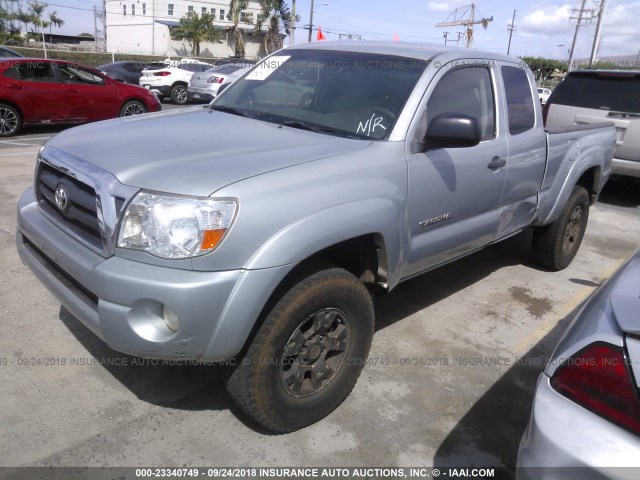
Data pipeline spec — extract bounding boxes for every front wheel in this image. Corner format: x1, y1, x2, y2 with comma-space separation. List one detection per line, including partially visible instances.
532, 185, 590, 271
119, 100, 147, 117
170, 84, 188, 105
226, 267, 375, 433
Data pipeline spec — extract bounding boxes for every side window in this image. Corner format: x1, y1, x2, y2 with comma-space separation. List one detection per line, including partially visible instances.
3, 65, 21, 79
502, 66, 535, 135
424, 66, 496, 142
17, 63, 56, 82
59, 65, 104, 85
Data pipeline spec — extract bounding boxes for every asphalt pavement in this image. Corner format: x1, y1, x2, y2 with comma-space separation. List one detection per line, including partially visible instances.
1, 114, 639, 475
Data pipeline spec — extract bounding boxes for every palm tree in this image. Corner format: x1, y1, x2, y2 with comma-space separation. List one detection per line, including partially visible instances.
170, 11, 220, 56
48, 10, 63, 37
16, 9, 35, 37
255, 0, 292, 55
227, 0, 250, 58
28, 1, 48, 34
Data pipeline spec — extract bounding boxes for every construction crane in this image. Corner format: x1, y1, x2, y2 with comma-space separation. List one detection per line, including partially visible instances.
436, 3, 493, 48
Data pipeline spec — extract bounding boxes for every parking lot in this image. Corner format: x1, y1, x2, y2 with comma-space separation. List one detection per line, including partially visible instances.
1, 119, 639, 475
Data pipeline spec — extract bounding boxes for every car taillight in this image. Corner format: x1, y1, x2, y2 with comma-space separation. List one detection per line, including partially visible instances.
153, 71, 171, 77
550, 342, 640, 436
207, 76, 224, 84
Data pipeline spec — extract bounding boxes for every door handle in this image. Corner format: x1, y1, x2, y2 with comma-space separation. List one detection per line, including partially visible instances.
487, 157, 507, 170
6, 83, 23, 89
64, 88, 79, 93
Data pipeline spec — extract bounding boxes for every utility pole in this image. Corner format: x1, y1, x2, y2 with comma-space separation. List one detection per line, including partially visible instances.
308, 0, 314, 42
291, 0, 296, 46
506, 10, 516, 55
568, 0, 595, 72
589, 0, 606, 68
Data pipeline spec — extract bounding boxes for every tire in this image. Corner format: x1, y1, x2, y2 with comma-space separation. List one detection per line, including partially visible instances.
0, 103, 21, 137
533, 185, 590, 271
226, 267, 375, 433
170, 84, 188, 105
119, 100, 147, 117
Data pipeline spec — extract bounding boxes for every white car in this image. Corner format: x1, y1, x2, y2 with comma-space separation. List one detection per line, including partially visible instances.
139, 59, 213, 105
537, 87, 552, 104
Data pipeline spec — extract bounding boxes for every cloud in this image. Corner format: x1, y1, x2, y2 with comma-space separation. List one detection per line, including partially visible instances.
519, 4, 573, 37
428, 2, 451, 12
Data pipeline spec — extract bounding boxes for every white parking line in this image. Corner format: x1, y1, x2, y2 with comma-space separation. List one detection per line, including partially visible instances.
0, 149, 40, 157
0, 141, 33, 146
0, 136, 52, 147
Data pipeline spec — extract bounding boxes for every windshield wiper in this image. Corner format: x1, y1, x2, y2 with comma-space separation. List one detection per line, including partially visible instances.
209, 104, 249, 117
281, 120, 336, 135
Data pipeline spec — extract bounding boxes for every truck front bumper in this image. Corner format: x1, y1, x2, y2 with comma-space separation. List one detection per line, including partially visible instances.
16, 187, 292, 361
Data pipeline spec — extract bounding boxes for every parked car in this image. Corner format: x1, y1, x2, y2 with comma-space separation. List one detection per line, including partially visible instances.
139, 59, 213, 104
537, 87, 551, 104
16, 42, 616, 433
0, 46, 23, 58
0, 58, 161, 136
545, 70, 640, 178
96, 61, 148, 85
187, 63, 253, 103
518, 250, 640, 479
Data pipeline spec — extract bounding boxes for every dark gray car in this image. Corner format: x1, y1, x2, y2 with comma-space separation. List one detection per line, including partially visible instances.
96, 61, 148, 85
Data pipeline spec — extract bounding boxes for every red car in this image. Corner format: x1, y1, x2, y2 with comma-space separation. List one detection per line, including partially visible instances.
0, 58, 162, 136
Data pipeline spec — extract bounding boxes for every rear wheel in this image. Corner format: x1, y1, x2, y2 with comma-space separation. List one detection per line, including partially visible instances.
533, 185, 590, 271
0, 103, 21, 137
170, 84, 188, 105
226, 267, 374, 433
119, 100, 147, 117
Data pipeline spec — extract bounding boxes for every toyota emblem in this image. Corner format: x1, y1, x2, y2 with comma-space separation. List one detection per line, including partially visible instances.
54, 185, 69, 211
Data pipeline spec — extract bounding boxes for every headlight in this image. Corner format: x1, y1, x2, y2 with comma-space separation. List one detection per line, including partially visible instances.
117, 192, 237, 259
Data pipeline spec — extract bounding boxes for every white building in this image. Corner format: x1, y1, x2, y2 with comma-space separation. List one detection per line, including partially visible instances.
105, 1, 271, 59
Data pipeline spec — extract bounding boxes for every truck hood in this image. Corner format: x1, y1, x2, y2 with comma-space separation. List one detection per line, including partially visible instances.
43, 107, 371, 196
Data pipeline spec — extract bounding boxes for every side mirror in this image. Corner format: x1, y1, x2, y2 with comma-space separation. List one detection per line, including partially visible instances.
425, 113, 481, 149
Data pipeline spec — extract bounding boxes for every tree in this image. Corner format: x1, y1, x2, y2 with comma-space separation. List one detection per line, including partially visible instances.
28, 1, 49, 34
0, 0, 20, 41
16, 9, 36, 37
170, 11, 220, 56
227, 0, 251, 57
48, 10, 63, 36
520, 57, 567, 83
255, 0, 292, 55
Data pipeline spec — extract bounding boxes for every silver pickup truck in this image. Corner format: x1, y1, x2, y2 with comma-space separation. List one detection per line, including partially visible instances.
16, 42, 615, 433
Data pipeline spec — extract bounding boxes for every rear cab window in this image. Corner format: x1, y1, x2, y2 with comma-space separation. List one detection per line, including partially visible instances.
550, 71, 640, 114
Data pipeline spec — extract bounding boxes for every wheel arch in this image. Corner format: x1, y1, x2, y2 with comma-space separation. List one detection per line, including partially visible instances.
575, 166, 602, 205
201, 233, 391, 362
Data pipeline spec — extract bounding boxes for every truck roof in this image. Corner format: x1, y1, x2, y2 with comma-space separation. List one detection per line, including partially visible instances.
287, 40, 518, 64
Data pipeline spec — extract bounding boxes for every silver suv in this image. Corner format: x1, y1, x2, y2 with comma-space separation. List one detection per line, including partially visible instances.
545, 70, 640, 178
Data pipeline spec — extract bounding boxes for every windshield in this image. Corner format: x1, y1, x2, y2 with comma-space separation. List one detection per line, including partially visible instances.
213, 49, 428, 140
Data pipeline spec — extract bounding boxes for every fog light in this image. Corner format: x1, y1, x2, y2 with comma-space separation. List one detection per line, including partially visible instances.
162, 305, 180, 332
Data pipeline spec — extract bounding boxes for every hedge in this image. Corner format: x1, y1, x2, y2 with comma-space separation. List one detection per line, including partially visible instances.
7, 46, 223, 68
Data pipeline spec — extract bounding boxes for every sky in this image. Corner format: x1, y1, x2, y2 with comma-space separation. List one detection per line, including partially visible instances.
38, 0, 640, 62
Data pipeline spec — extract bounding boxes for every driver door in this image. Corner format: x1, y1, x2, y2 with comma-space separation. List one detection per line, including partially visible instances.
57, 63, 117, 122
403, 63, 508, 278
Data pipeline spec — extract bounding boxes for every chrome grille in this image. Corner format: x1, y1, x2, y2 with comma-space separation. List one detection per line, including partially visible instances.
35, 162, 103, 250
